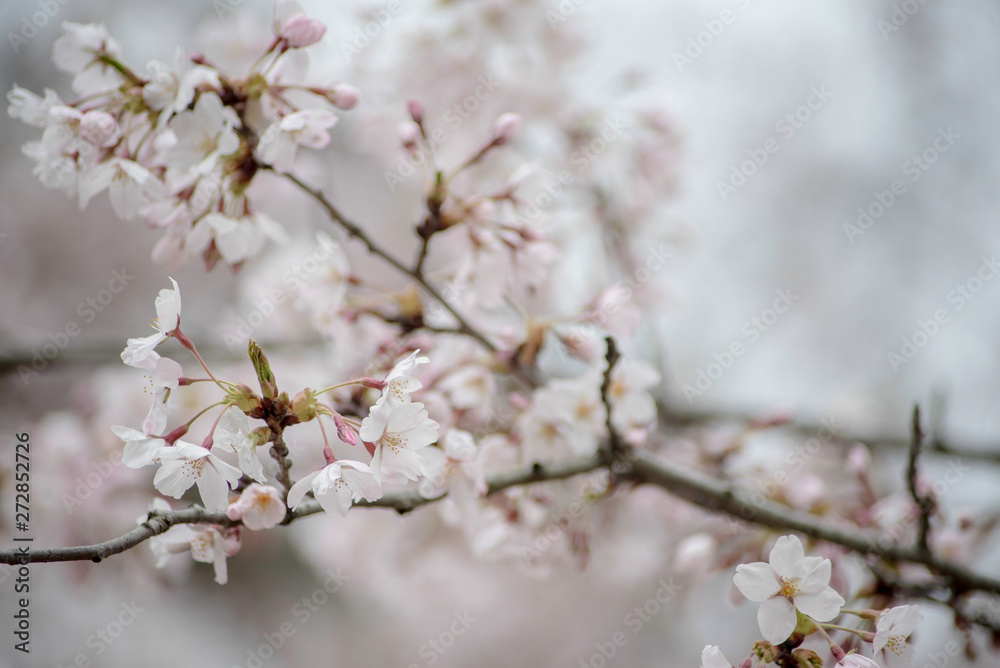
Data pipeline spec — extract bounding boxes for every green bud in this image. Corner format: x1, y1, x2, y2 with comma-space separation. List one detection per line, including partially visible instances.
227, 383, 262, 413
249, 426, 272, 446
248, 340, 278, 399
291, 389, 318, 423
752, 641, 778, 663
791, 648, 822, 668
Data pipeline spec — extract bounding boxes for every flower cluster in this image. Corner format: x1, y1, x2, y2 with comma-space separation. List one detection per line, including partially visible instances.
699, 534, 923, 668
7, 2, 357, 270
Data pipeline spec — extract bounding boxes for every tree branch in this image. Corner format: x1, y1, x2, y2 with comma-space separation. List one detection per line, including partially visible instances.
906, 404, 934, 557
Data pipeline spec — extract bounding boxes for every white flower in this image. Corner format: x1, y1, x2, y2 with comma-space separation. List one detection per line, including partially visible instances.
161, 93, 239, 175
608, 359, 660, 432
213, 406, 265, 483
375, 349, 429, 408
151, 524, 233, 584
360, 401, 440, 482
732, 535, 845, 645
873, 605, 922, 668
286, 460, 382, 517
839, 655, 879, 668
51, 22, 123, 94
7, 86, 62, 128
141, 354, 184, 435
79, 158, 165, 220
187, 210, 288, 266
437, 365, 495, 410
111, 425, 168, 468
22, 140, 77, 195
143, 47, 219, 125
418, 429, 487, 500
519, 374, 605, 459
226, 484, 285, 530
257, 109, 337, 173
122, 277, 182, 368
701, 645, 733, 668
153, 440, 243, 511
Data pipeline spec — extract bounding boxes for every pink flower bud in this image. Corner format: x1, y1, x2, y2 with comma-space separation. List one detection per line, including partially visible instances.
325, 83, 359, 110
80, 110, 116, 145
491, 112, 521, 145
281, 12, 326, 48
407, 98, 424, 125
333, 414, 356, 446
399, 121, 421, 151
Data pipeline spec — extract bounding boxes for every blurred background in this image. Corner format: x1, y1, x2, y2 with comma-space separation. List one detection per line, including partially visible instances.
1, 0, 999, 666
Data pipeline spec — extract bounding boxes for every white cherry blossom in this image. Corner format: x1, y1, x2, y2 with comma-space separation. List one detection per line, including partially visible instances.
608, 358, 661, 432
187, 210, 288, 266
122, 277, 182, 368
160, 93, 239, 175
257, 109, 338, 173
361, 401, 440, 482
286, 460, 382, 517
700, 645, 733, 668
153, 440, 242, 512
873, 605, 922, 668
7, 86, 62, 128
141, 354, 184, 435
151, 523, 234, 584
375, 349, 429, 408
418, 429, 486, 501
78, 158, 165, 220
213, 406, 265, 483
51, 22, 123, 94
732, 534, 845, 644
111, 425, 168, 468
226, 484, 286, 530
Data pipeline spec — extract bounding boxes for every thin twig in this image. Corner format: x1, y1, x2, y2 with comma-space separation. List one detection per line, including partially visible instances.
599, 336, 624, 460
907, 404, 934, 556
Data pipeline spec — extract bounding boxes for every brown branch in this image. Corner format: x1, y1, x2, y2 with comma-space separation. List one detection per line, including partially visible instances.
279, 171, 498, 356
599, 336, 624, 460
906, 404, 934, 557
0, 454, 605, 565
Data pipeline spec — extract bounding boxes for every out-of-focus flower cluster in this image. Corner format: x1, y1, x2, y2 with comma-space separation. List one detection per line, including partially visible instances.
7, 2, 358, 271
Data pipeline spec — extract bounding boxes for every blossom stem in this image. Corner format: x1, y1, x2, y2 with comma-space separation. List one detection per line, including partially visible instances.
174, 330, 230, 390
819, 624, 875, 641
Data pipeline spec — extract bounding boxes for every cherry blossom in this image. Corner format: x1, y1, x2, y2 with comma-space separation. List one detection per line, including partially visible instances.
111, 425, 168, 468
159, 93, 240, 175
78, 158, 165, 220
607, 358, 661, 432
286, 460, 382, 517
213, 406, 265, 483
51, 22, 123, 94
838, 655, 880, 668
873, 605, 922, 668
122, 278, 182, 368
700, 645, 733, 668
187, 210, 288, 266
142, 47, 219, 125
437, 364, 496, 410
360, 401, 440, 482
6, 86, 62, 128
141, 354, 184, 435
375, 349, 430, 408
257, 109, 338, 173
151, 523, 235, 584
226, 484, 286, 530
418, 429, 487, 500
732, 534, 845, 644
153, 440, 243, 512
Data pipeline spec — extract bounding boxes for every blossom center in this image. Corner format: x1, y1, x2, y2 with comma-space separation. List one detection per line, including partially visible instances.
777, 576, 800, 599
885, 635, 906, 656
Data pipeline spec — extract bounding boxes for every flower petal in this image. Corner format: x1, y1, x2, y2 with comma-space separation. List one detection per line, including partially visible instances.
733, 561, 780, 602
757, 596, 797, 645
794, 587, 845, 622
768, 535, 805, 578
